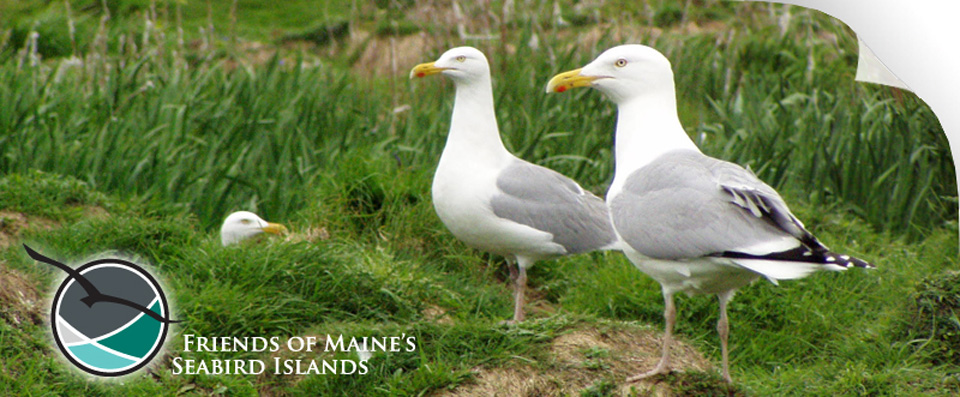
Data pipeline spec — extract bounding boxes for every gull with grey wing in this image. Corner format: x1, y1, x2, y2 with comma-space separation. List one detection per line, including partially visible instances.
412, 46, 618, 323
547, 44, 873, 382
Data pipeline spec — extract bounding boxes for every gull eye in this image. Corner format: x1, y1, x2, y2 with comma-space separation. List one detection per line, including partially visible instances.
240, 219, 252, 225
456, 55, 466, 62
615, 58, 628, 67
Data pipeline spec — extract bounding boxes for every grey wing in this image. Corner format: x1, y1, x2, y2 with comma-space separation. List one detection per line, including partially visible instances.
491, 160, 617, 254
610, 150, 813, 259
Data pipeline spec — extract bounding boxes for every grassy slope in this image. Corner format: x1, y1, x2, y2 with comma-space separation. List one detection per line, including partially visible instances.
1, 166, 957, 396
1, 0, 958, 395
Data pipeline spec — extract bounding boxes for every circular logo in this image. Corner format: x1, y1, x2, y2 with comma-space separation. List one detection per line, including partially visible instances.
49, 258, 171, 376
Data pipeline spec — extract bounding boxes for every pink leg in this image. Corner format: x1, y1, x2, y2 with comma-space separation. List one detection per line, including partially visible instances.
510, 265, 527, 323
627, 291, 675, 382
717, 291, 734, 383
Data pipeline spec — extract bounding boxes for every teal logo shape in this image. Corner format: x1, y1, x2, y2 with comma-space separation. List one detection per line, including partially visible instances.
25, 245, 179, 377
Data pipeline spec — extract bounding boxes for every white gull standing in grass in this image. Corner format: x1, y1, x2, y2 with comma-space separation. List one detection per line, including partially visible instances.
411, 46, 618, 324
220, 211, 287, 246
547, 44, 873, 382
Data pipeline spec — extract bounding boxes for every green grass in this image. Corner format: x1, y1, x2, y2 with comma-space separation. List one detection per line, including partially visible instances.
0, 0, 357, 58
0, 1, 957, 395
1, 1, 953, 236
903, 270, 960, 366
2, 160, 956, 395
0, 170, 111, 221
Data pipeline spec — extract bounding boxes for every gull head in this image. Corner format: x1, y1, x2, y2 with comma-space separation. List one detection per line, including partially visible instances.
546, 44, 675, 104
410, 46, 490, 85
220, 211, 287, 246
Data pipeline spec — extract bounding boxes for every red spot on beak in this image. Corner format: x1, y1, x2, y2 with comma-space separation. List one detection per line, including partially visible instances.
556, 86, 567, 93
416, 72, 426, 78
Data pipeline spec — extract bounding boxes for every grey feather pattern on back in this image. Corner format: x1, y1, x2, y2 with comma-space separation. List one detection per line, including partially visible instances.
611, 150, 819, 259
491, 160, 617, 254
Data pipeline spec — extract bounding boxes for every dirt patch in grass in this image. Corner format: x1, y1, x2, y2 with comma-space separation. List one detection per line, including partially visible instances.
352, 32, 438, 78
0, 210, 59, 248
405, 1, 460, 32
0, 262, 43, 326
444, 366, 561, 396
0, 208, 105, 325
423, 304, 453, 324
442, 324, 719, 396
76, 204, 110, 220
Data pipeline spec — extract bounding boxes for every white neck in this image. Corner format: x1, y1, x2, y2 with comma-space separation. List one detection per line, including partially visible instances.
608, 92, 699, 197
441, 76, 510, 164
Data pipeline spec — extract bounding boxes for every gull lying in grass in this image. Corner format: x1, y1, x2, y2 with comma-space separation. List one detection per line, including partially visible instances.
547, 44, 873, 382
220, 211, 287, 246
411, 46, 618, 324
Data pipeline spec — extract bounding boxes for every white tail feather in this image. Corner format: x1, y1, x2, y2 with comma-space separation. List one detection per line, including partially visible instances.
732, 258, 845, 283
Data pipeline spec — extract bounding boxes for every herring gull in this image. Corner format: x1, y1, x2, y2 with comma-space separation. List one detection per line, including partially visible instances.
547, 44, 873, 382
220, 211, 287, 246
412, 46, 618, 323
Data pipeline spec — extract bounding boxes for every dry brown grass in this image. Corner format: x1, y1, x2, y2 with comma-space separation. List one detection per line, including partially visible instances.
0, 210, 58, 248
423, 304, 454, 325
284, 226, 331, 244
442, 324, 713, 396
0, 262, 43, 326
352, 32, 440, 79
0, 208, 104, 326
343, 10, 733, 78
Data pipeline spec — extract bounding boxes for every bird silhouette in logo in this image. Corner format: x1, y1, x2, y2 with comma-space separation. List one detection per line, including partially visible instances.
24, 244, 181, 324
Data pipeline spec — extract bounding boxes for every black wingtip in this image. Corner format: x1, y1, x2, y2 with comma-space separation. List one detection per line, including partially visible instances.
823, 252, 875, 269
719, 246, 874, 269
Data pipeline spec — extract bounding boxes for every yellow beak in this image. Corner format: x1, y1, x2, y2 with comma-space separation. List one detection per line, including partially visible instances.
410, 62, 447, 79
545, 68, 601, 93
261, 222, 288, 235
